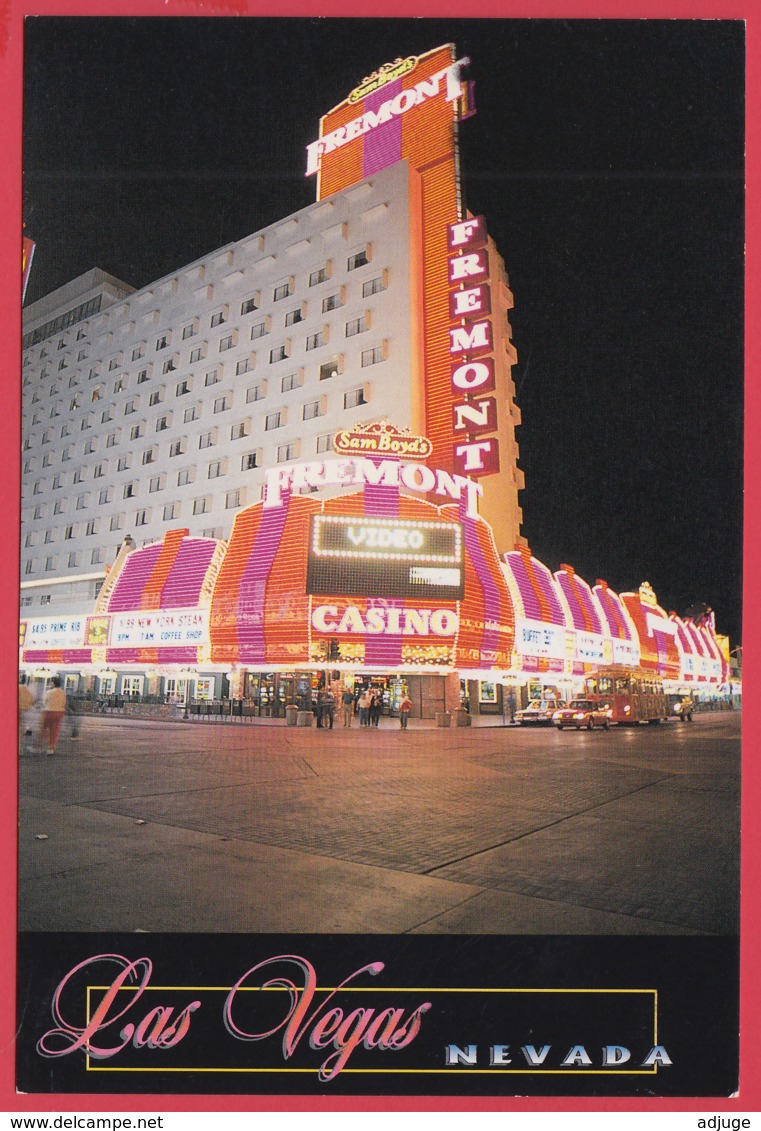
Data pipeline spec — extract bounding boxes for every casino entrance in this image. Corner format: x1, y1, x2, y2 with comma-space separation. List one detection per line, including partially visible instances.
241, 670, 463, 720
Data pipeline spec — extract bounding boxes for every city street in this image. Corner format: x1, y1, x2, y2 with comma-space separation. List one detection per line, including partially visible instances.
19, 712, 740, 935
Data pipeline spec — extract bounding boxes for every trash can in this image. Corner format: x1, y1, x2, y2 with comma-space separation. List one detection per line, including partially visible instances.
436, 711, 452, 727
296, 710, 314, 727
285, 705, 299, 727
454, 710, 472, 727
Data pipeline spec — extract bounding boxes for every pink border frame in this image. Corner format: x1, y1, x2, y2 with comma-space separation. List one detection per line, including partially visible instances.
1, 0, 756, 1114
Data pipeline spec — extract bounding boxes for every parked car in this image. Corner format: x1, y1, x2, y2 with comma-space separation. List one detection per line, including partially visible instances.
515, 698, 566, 725
552, 699, 612, 730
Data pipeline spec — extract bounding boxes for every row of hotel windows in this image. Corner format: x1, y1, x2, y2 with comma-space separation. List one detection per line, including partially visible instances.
23, 428, 343, 530
23, 387, 369, 483
23, 255, 381, 372
25, 312, 384, 395
23, 345, 386, 444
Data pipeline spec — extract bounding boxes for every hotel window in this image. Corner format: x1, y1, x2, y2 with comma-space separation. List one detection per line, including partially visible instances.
277, 441, 297, 463
41, 454, 51, 468
45, 556, 56, 572
265, 411, 284, 431
199, 430, 217, 449
156, 333, 170, 351
135, 509, 150, 527
177, 467, 195, 487
182, 321, 198, 340
322, 292, 343, 313
64, 525, 74, 540
67, 552, 81, 568
205, 368, 221, 386
319, 357, 341, 381
241, 451, 258, 471
24, 532, 35, 547
347, 247, 370, 271
169, 438, 187, 457
176, 379, 190, 396
77, 350, 87, 362
132, 343, 146, 361
110, 513, 124, 531
162, 357, 177, 374
123, 482, 137, 499
57, 358, 68, 371
124, 398, 137, 415
193, 497, 210, 515
86, 519, 99, 536
112, 378, 125, 394
306, 330, 326, 351
142, 448, 157, 466
117, 454, 132, 472
246, 383, 266, 403
184, 405, 200, 423
210, 308, 227, 328
364, 271, 387, 296
108, 357, 120, 371
230, 420, 250, 440
273, 279, 293, 302
163, 502, 178, 521
101, 407, 113, 423
361, 344, 386, 367
344, 386, 368, 409
44, 529, 54, 544
72, 468, 84, 484
207, 459, 226, 479
156, 414, 171, 432
189, 344, 207, 363
94, 462, 107, 478
281, 372, 301, 393
41, 429, 50, 444
214, 394, 232, 414
25, 561, 34, 575
285, 307, 304, 327
345, 314, 369, 337
81, 414, 94, 431
129, 423, 144, 440
34, 504, 44, 518
225, 488, 242, 509
149, 389, 163, 406
149, 474, 166, 493
99, 487, 113, 505
60, 424, 71, 438
241, 295, 259, 315
68, 376, 79, 388
137, 368, 151, 384
270, 344, 289, 363
303, 400, 324, 421
76, 495, 88, 510
250, 320, 268, 340
309, 266, 328, 287
236, 356, 253, 376
219, 332, 236, 352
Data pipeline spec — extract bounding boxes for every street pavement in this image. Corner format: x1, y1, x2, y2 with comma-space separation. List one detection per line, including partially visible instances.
18, 711, 740, 935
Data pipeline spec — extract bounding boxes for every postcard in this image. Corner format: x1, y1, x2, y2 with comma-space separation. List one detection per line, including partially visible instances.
4, 6, 756, 1116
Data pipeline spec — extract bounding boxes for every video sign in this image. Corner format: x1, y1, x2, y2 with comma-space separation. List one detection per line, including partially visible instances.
306, 515, 464, 600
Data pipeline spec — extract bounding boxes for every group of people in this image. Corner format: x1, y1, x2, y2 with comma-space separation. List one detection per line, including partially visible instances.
314, 686, 414, 730
18, 675, 71, 756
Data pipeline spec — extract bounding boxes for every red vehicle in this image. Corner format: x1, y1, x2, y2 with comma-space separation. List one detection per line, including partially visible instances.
552, 699, 612, 730
584, 666, 668, 725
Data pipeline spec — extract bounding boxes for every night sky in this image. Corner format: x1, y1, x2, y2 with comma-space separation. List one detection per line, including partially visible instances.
22, 17, 744, 644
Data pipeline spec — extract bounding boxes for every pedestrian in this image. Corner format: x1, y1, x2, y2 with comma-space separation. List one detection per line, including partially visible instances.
369, 690, 381, 728
18, 675, 35, 756
321, 689, 335, 730
315, 691, 324, 728
358, 688, 371, 728
399, 693, 413, 729
341, 687, 354, 728
40, 676, 67, 756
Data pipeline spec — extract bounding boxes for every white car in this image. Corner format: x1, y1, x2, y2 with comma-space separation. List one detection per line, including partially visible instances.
514, 698, 566, 725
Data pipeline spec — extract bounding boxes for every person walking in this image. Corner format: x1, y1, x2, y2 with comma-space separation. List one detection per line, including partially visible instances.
341, 687, 354, 728
358, 688, 371, 728
18, 675, 35, 756
369, 690, 381, 728
399, 694, 413, 729
40, 676, 67, 756
321, 689, 335, 730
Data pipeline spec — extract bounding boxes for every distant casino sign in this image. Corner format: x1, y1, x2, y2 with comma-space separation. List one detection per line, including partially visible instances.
333, 421, 433, 459
306, 515, 464, 600
348, 56, 418, 103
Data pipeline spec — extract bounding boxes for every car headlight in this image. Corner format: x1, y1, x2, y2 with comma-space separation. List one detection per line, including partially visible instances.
624, 705, 631, 713
574, 712, 585, 720
552, 711, 561, 720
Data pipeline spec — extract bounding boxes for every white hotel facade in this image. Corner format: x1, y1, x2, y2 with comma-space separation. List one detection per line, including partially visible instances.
21, 161, 428, 616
